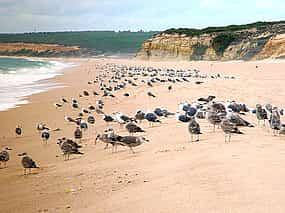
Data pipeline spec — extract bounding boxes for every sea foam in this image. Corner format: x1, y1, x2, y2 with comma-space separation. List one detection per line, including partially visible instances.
0, 58, 73, 111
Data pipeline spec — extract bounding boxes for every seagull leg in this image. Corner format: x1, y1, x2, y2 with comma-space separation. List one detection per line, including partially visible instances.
191, 134, 193, 142
229, 134, 231, 143
213, 125, 215, 132
104, 144, 108, 149
130, 147, 135, 154
29, 168, 31, 175
197, 134, 200, 142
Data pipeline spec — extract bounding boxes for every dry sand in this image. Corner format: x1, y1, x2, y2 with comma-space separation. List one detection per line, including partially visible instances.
1, 58, 285, 213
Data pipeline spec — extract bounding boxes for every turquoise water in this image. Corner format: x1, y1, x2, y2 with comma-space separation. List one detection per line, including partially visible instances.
0, 31, 157, 55
0, 57, 70, 111
0, 57, 51, 73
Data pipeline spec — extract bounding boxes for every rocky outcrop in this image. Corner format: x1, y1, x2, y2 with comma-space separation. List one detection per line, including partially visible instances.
0, 43, 85, 57
136, 22, 285, 61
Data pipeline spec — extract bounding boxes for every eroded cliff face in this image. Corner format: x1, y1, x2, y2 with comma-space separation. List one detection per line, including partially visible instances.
136, 24, 285, 61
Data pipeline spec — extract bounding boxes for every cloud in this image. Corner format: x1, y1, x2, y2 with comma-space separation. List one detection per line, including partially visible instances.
0, 0, 284, 32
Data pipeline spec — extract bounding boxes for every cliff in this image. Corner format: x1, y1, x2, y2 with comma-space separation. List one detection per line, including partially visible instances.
0, 43, 88, 57
136, 21, 285, 61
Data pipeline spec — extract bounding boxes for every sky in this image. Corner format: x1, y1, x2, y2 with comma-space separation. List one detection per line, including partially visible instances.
0, 0, 284, 33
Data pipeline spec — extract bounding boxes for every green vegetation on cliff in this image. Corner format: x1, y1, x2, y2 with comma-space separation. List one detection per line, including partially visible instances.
162, 21, 285, 36
211, 34, 236, 55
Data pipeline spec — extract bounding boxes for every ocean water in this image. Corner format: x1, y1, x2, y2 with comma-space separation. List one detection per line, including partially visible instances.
0, 57, 70, 111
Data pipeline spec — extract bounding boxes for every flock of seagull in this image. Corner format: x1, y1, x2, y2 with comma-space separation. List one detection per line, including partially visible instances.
1, 63, 284, 175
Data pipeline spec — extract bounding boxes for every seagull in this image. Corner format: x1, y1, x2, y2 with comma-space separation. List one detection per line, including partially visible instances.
135, 110, 145, 123
114, 112, 131, 127
61, 97, 68, 103
221, 119, 243, 143
206, 108, 222, 132
54, 103, 63, 109
168, 85, 172, 92
41, 129, 50, 143
185, 106, 197, 117
81, 108, 90, 114
176, 112, 191, 123
145, 112, 161, 127
36, 122, 49, 132
269, 107, 281, 136
188, 117, 202, 142
57, 138, 83, 160
118, 136, 149, 154
125, 121, 145, 135
15, 125, 22, 136
93, 91, 100, 96
103, 114, 115, 126
96, 100, 104, 108
88, 105, 96, 111
179, 102, 191, 112
79, 120, 88, 131
64, 116, 77, 124
19, 153, 39, 175
72, 98, 78, 104
87, 115, 95, 124
226, 109, 254, 127
147, 92, 156, 98
256, 104, 268, 125
72, 102, 79, 109
83, 90, 89, 96
154, 108, 164, 117
95, 129, 123, 152
211, 102, 226, 113
265, 103, 273, 113
197, 95, 216, 103
0, 150, 10, 168
74, 127, 83, 141
227, 102, 249, 113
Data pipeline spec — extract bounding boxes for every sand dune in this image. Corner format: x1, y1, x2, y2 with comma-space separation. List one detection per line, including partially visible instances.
1, 58, 285, 213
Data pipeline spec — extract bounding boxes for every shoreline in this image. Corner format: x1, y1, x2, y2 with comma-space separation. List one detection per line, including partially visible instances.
2, 57, 285, 212
0, 57, 80, 112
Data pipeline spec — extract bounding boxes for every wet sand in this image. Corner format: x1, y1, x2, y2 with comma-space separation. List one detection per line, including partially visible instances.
1, 58, 285, 213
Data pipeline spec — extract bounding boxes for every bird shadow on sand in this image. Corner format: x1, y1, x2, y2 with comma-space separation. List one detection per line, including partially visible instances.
17, 171, 41, 178
188, 139, 204, 143
110, 149, 143, 156
0, 167, 8, 170
62, 156, 84, 162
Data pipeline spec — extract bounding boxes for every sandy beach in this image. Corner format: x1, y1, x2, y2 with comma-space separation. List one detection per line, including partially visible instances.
1, 57, 285, 213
